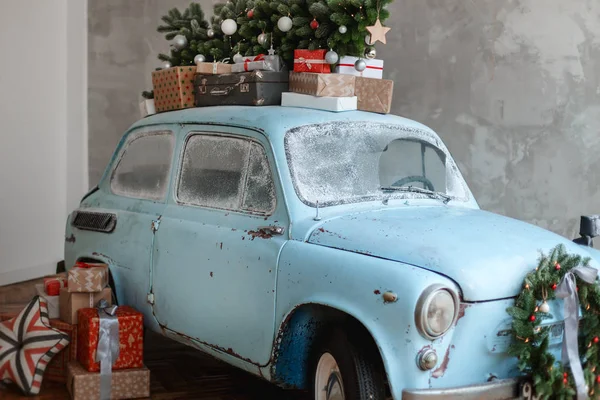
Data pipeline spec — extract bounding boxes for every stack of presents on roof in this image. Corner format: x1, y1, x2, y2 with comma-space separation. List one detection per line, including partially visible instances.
0, 262, 149, 399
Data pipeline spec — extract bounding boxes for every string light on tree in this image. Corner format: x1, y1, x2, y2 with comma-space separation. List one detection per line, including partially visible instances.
310, 18, 319, 30
277, 16, 293, 32
221, 18, 237, 35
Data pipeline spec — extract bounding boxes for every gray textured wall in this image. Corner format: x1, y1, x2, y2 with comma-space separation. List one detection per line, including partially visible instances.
88, 0, 600, 239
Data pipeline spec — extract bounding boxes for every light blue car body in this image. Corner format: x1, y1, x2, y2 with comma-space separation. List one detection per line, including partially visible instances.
64, 106, 600, 399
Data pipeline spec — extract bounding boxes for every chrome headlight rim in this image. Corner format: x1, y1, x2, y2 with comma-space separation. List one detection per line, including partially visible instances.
415, 284, 460, 340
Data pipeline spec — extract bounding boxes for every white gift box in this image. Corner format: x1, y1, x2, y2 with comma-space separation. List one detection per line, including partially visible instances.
35, 284, 60, 319
139, 99, 156, 118
281, 92, 357, 112
232, 55, 284, 73
335, 56, 384, 79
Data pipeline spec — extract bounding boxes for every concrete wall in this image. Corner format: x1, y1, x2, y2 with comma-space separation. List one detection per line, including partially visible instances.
88, 0, 600, 239
0, 1, 88, 285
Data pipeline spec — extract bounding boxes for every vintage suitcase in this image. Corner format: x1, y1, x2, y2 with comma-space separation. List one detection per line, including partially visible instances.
194, 71, 289, 107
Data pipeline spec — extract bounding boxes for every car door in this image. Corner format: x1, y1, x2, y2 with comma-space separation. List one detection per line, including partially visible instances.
150, 125, 288, 366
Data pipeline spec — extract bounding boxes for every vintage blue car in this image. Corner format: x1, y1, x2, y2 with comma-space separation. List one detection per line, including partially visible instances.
64, 106, 600, 400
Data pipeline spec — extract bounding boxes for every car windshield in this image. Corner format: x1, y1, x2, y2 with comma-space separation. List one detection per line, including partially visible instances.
285, 122, 469, 207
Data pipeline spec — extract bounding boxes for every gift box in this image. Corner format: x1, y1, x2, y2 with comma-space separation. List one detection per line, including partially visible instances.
46, 319, 77, 383
67, 361, 150, 400
68, 262, 109, 292
44, 276, 68, 296
289, 72, 355, 97
293, 49, 331, 73
78, 306, 144, 372
281, 92, 357, 112
232, 54, 285, 73
60, 287, 112, 324
151, 66, 197, 112
139, 99, 155, 118
335, 56, 384, 79
196, 61, 233, 75
195, 71, 288, 107
35, 284, 60, 319
355, 76, 394, 114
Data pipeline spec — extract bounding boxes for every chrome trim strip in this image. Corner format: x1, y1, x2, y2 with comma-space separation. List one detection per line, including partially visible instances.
402, 378, 520, 400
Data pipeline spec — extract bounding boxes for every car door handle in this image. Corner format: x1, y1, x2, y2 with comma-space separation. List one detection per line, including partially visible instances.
257, 226, 285, 235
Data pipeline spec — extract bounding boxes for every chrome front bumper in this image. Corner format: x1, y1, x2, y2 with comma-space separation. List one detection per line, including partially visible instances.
402, 378, 520, 400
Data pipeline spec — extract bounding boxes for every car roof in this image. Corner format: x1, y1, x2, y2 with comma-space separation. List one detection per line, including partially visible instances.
130, 106, 436, 139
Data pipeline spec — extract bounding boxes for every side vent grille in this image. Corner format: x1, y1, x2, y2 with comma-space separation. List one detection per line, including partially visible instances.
72, 211, 117, 233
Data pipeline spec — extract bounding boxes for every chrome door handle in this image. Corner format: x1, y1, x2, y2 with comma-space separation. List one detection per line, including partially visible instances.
257, 226, 285, 235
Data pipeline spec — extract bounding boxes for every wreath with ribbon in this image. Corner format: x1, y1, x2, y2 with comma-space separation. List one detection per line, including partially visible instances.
508, 244, 600, 399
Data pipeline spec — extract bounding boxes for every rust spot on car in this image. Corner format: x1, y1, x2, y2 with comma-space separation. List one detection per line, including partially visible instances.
374, 290, 381, 295
65, 234, 76, 243
456, 303, 471, 323
248, 229, 273, 240
210, 272, 213, 277
231, 228, 237, 231
318, 228, 325, 232
431, 345, 454, 378
220, 242, 223, 250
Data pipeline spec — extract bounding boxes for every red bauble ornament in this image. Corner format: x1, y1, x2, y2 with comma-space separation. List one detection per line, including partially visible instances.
247, 9, 254, 18
563, 372, 568, 378
555, 262, 561, 270
552, 283, 558, 290
563, 378, 568, 385
529, 315, 536, 322
596, 375, 600, 384
595, 337, 599, 344
310, 18, 319, 29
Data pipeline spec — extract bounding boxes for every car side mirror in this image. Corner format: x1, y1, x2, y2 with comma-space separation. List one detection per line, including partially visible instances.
573, 215, 599, 247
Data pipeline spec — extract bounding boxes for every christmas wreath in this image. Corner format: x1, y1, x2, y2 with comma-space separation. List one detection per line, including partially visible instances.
508, 244, 600, 399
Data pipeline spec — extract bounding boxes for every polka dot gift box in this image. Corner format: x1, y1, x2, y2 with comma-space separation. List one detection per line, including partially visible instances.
151, 66, 196, 113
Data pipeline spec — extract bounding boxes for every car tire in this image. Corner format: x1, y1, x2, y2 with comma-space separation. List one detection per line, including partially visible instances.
311, 328, 386, 400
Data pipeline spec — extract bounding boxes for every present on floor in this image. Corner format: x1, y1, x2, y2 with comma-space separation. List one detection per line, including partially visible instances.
77, 305, 144, 372
67, 361, 150, 400
151, 65, 197, 112
35, 283, 60, 319
281, 92, 357, 112
289, 72, 355, 97
45, 319, 78, 383
195, 71, 289, 107
355, 77, 394, 114
60, 287, 112, 324
139, 98, 156, 118
231, 54, 285, 73
68, 261, 109, 292
196, 60, 233, 75
44, 276, 68, 296
335, 56, 384, 79
293, 49, 331, 73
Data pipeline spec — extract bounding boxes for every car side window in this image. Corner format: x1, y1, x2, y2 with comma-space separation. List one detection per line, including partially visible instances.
178, 134, 276, 214
110, 131, 174, 201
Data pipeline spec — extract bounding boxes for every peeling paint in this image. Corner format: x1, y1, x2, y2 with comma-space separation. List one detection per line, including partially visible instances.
65, 234, 76, 243
248, 229, 273, 240
374, 289, 381, 295
431, 345, 454, 378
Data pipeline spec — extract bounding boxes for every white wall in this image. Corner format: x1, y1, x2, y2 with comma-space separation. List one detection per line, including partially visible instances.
0, 1, 88, 286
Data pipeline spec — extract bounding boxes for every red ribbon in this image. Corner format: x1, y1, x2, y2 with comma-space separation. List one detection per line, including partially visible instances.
243, 54, 266, 71
338, 63, 383, 70
75, 261, 96, 269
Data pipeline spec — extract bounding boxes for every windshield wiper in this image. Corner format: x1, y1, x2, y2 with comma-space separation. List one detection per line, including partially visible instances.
380, 186, 451, 204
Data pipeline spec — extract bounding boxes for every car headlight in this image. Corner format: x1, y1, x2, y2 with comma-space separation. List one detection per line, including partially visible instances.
415, 284, 459, 340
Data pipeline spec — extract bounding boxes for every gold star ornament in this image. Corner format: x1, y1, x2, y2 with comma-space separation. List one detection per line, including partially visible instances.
366, 18, 391, 45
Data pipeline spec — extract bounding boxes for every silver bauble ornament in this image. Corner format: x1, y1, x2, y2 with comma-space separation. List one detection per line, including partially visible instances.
207, 28, 215, 38
539, 301, 550, 313
194, 54, 206, 64
365, 34, 373, 45
258, 33, 268, 46
233, 52, 244, 64
364, 47, 376, 59
162, 61, 172, 69
221, 19, 238, 35
338, 25, 347, 34
325, 50, 339, 65
173, 34, 188, 50
277, 16, 293, 32
354, 59, 367, 72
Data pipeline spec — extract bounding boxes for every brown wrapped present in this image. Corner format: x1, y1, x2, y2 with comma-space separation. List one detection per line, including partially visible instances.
196, 61, 232, 75
59, 287, 112, 324
46, 319, 77, 383
355, 77, 394, 114
68, 262, 109, 292
151, 66, 197, 112
67, 361, 150, 400
289, 72, 355, 97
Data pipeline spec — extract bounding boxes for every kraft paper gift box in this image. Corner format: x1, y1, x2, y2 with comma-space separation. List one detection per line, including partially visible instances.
195, 70, 288, 107
335, 56, 384, 79
289, 72, 355, 97
196, 61, 233, 75
355, 76, 394, 114
281, 92, 357, 112
139, 98, 155, 118
67, 361, 150, 400
293, 49, 331, 73
46, 319, 77, 383
77, 306, 144, 372
59, 287, 112, 324
68, 262, 109, 292
151, 66, 197, 112
231, 54, 285, 73
35, 284, 60, 319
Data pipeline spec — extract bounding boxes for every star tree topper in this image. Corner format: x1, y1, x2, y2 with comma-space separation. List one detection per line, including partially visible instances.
366, 18, 391, 45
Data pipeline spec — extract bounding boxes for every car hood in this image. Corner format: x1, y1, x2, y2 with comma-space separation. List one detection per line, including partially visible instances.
307, 206, 598, 301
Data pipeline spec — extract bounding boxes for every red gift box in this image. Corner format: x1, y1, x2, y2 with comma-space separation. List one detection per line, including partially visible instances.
44, 276, 68, 296
77, 306, 144, 372
46, 319, 77, 383
293, 49, 331, 73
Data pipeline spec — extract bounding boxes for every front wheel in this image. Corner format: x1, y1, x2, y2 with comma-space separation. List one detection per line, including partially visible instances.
311, 329, 386, 400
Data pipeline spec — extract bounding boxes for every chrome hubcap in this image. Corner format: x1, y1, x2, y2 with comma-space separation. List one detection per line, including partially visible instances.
315, 352, 345, 400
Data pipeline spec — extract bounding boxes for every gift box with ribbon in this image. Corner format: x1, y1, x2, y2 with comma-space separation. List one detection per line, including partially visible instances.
44, 276, 68, 296
67, 361, 150, 400
293, 49, 331, 74
196, 60, 233, 75
231, 54, 285, 73
46, 319, 77, 383
335, 56, 384, 79
35, 284, 60, 319
68, 262, 109, 293
60, 287, 112, 324
151, 66, 197, 112
289, 72, 355, 97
